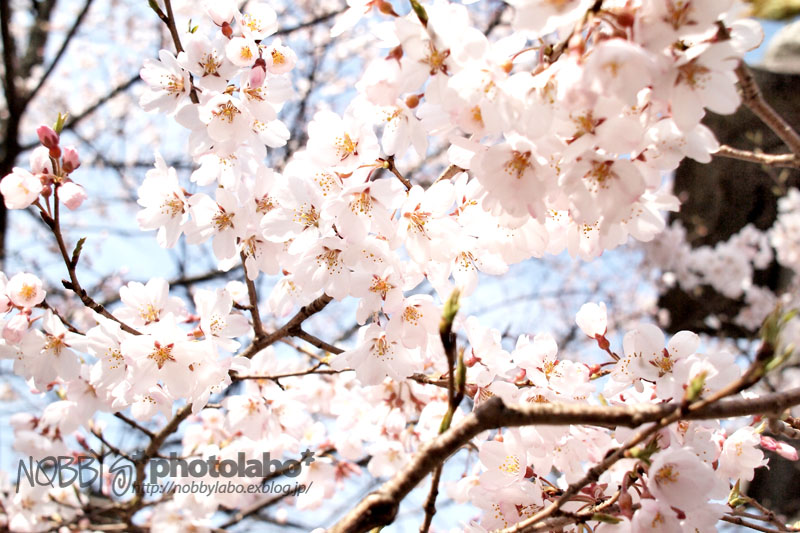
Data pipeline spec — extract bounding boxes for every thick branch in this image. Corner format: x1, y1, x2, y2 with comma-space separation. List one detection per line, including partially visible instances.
737, 62, 800, 158
0, 0, 19, 114
19, 0, 58, 77
128, 404, 193, 515
330, 385, 800, 532
22, 0, 96, 107
240, 252, 265, 339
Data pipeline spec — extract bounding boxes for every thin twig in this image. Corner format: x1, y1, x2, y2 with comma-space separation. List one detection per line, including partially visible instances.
274, 8, 346, 36
433, 164, 464, 184
114, 412, 155, 440
715, 145, 799, 169
0, 0, 19, 114
44, 189, 140, 336
233, 366, 351, 381
381, 156, 412, 190
294, 328, 344, 354
37, 300, 82, 333
722, 514, 787, 533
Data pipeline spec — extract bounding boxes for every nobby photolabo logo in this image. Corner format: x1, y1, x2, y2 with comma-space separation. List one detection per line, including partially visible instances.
16, 449, 316, 498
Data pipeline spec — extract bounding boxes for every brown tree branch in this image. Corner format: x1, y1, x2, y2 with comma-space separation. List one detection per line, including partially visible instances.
294, 328, 344, 354
381, 156, 412, 190
43, 189, 141, 336
19, 0, 58, 78
722, 514, 787, 533
715, 144, 800, 169
114, 412, 155, 440
237, 294, 333, 358
274, 8, 346, 36
240, 251, 265, 339
433, 163, 465, 184
737, 62, 800, 158
330, 381, 800, 532
22, 0, 95, 107
0, 0, 19, 115
127, 404, 193, 517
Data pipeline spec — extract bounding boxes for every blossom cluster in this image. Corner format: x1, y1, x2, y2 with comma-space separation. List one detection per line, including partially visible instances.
1, 0, 799, 532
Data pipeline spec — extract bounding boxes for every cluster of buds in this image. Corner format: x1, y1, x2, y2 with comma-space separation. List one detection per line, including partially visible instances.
1, 118, 86, 211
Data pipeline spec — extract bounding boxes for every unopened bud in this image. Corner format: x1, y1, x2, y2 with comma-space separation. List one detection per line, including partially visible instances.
59, 181, 87, 210
248, 59, 267, 87
37, 125, 59, 149
595, 334, 610, 351
75, 433, 89, 450
221, 21, 233, 38
761, 436, 799, 461
378, 0, 398, 16
617, 9, 635, 27
30, 147, 53, 175
405, 94, 420, 108
62, 147, 80, 173
386, 44, 403, 64
3, 313, 29, 344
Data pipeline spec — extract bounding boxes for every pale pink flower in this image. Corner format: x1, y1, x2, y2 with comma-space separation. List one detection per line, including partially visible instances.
647, 448, 722, 511
717, 426, 767, 481
7, 273, 45, 308
136, 153, 189, 248
631, 499, 681, 533
330, 324, 416, 385
225, 36, 258, 68
139, 49, 191, 114
0, 168, 42, 209
237, 2, 277, 40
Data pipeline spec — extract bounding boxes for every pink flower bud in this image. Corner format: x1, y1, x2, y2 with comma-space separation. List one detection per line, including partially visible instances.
762, 436, 799, 461
3, 313, 29, 344
248, 60, 267, 88
777, 441, 799, 461
221, 21, 233, 38
59, 181, 87, 210
37, 125, 59, 149
62, 147, 80, 173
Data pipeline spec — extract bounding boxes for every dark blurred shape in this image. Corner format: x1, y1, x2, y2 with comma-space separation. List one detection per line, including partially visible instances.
748, 436, 800, 518
659, 22, 800, 517
660, 65, 800, 337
